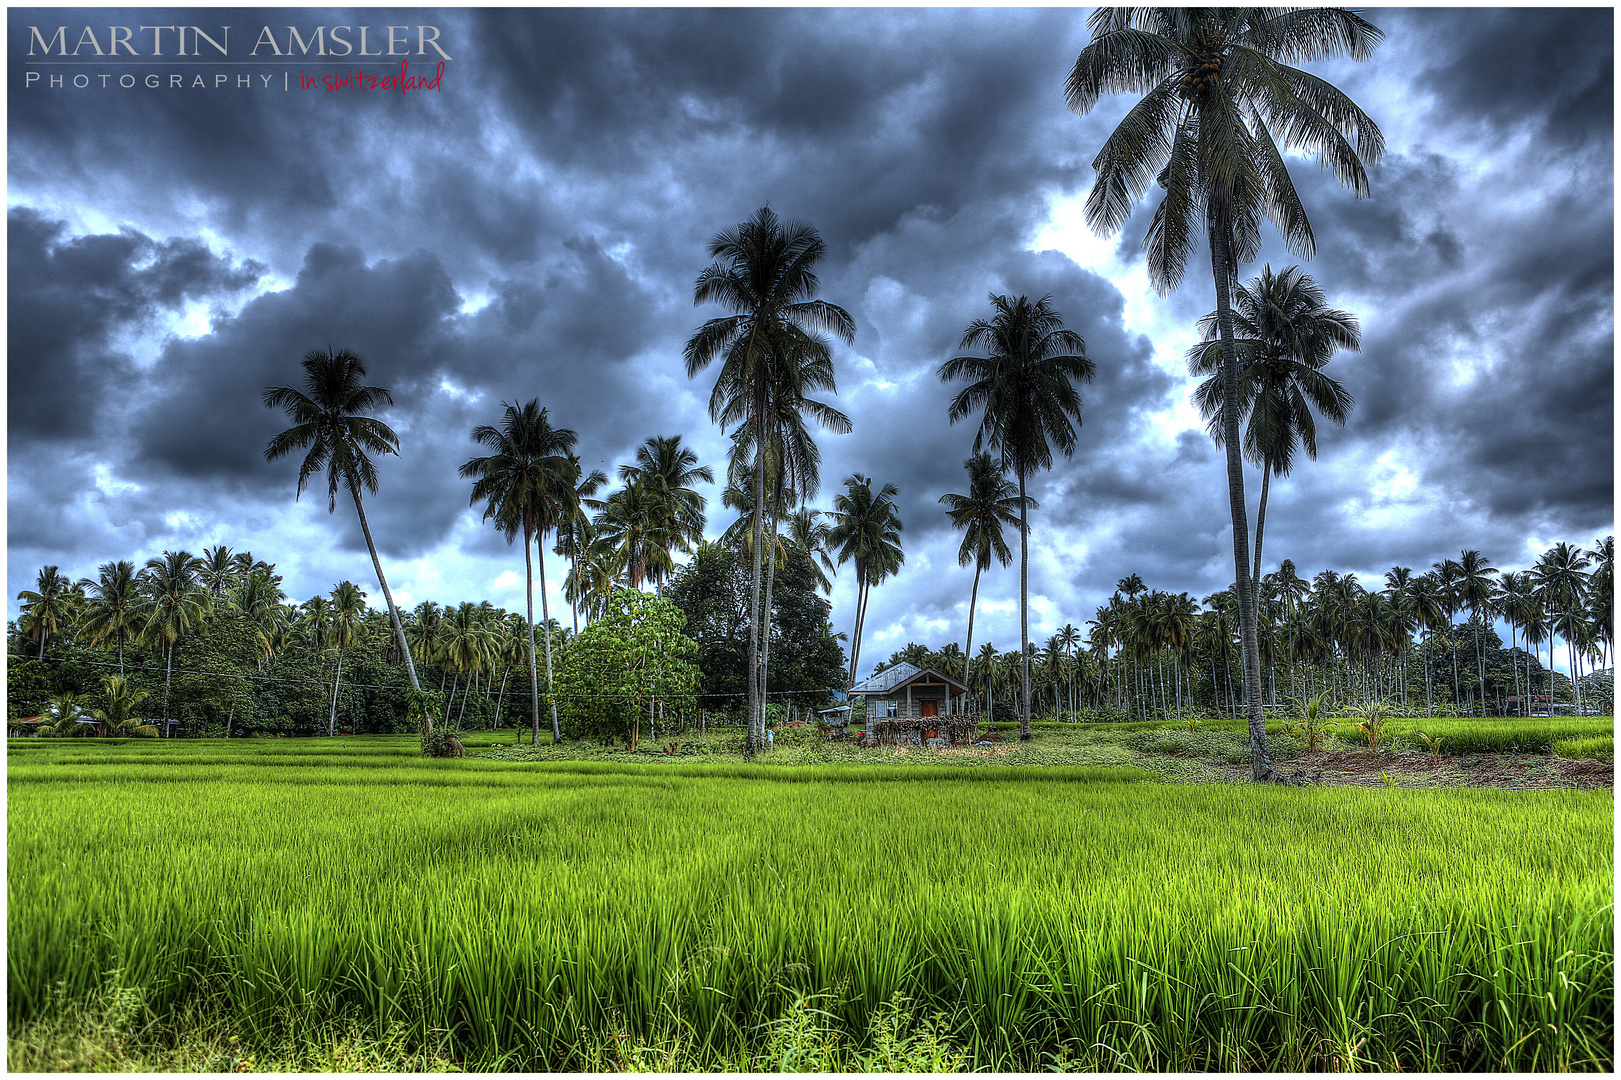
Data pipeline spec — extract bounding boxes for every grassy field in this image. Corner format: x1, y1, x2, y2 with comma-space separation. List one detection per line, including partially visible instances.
8, 735, 1613, 1071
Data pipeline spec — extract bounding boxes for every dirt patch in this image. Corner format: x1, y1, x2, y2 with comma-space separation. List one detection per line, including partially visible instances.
1218, 749, 1612, 789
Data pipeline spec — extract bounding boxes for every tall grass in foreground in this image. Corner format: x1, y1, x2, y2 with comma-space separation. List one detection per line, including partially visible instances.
8, 740, 1613, 1070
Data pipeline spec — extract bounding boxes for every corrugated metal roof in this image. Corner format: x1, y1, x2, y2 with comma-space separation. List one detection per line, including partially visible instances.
848, 662, 922, 695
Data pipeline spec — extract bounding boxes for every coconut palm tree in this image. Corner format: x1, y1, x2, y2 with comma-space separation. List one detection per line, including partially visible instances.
1188, 264, 1358, 611
783, 507, 837, 595
1455, 549, 1497, 715
263, 348, 425, 733
1067, 8, 1383, 780
591, 479, 678, 593
1532, 542, 1592, 713
38, 692, 93, 738
553, 453, 609, 635
617, 435, 714, 595
827, 474, 905, 692
231, 564, 289, 664
938, 451, 1029, 693
79, 560, 141, 674
459, 400, 579, 745
325, 580, 368, 736
17, 565, 76, 660
443, 601, 495, 728
199, 545, 239, 601
684, 206, 855, 754
93, 674, 158, 738
135, 550, 209, 735
939, 293, 1095, 740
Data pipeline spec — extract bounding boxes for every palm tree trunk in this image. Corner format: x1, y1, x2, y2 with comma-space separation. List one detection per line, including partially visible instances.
847, 571, 868, 690
350, 489, 425, 736
744, 453, 768, 757
537, 535, 561, 745
963, 563, 982, 703
758, 510, 781, 738
524, 522, 542, 741
164, 639, 173, 735
329, 649, 344, 737
495, 666, 510, 728
1251, 462, 1273, 625
1209, 207, 1274, 782
1018, 473, 1032, 741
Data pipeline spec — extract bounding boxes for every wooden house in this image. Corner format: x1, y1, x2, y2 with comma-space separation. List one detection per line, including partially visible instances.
846, 662, 978, 746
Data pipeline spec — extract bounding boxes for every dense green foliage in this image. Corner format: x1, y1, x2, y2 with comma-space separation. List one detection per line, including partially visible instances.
551, 590, 700, 745
666, 541, 844, 717
9, 738, 1612, 1071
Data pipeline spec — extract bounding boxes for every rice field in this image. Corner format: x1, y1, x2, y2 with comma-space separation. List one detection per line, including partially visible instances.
8, 737, 1613, 1071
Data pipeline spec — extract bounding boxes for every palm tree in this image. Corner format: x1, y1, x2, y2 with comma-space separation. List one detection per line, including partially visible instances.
553, 453, 609, 635
459, 400, 578, 745
1067, 8, 1383, 780
939, 293, 1095, 740
783, 507, 837, 595
263, 348, 425, 734
17, 565, 76, 660
93, 674, 157, 738
685, 206, 855, 754
591, 479, 678, 592
199, 545, 239, 601
231, 564, 289, 665
38, 692, 92, 738
1188, 264, 1358, 611
1532, 542, 1592, 713
827, 474, 905, 691
938, 452, 1029, 696
79, 560, 141, 674
617, 435, 714, 595
325, 580, 368, 736
1456, 550, 1496, 715
135, 550, 209, 734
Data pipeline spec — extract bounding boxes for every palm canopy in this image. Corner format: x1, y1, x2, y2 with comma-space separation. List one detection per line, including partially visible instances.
1188, 264, 1357, 475
263, 349, 400, 511
79, 560, 140, 669
827, 473, 904, 685
939, 294, 1095, 482
618, 434, 714, 561
939, 451, 1031, 574
459, 400, 579, 545
1067, 7, 1384, 294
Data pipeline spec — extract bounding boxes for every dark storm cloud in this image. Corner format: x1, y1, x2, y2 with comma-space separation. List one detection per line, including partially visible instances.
8, 207, 263, 441
1403, 8, 1613, 148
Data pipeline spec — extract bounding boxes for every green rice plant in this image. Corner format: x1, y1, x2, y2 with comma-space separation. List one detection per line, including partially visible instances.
1285, 693, 1338, 753
1552, 735, 1614, 762
7, 737, 1614, 1071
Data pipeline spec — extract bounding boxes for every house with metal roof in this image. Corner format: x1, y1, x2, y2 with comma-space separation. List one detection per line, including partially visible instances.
846, 662, 977, 746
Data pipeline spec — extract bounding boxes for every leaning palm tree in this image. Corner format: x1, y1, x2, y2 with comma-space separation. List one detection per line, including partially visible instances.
1188, 264, 1358, 612
79, 560, 141, 674
135, 550, 209, 735
1067, 8, 1383, 780
459, 400, 578, 745
939, 452, 1030, 694
826, 474, 905, 691
263, 348, 426, 732
939, 294, 1094, 740
685, 206, 855, 754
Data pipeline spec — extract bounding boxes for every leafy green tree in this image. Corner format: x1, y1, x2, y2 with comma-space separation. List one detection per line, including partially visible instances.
552, 589, 700, 747
460, 400, 579, 745
939, 293, 1094, 740
939, 451, 1030, 695
685, 206, 855, 755
262, 347, 425, 727
1067, 8, 1383, 779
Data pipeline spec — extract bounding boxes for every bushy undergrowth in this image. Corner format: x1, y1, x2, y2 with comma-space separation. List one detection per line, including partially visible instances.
9, 737, 1613, 1071
1553, 735, 1615, 762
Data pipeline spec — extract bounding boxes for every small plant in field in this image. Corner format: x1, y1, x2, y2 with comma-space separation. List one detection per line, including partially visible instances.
1184, 714, 1203, 732
1379, 770, 1395, 788
1347, 698, 1396, 752
1285, 693, 1337, 753
1416, 731, 1445, 766
663, 741, 680, 756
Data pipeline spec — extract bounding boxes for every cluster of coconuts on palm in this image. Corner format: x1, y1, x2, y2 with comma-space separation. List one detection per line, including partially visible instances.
1179, 54, 1224, 100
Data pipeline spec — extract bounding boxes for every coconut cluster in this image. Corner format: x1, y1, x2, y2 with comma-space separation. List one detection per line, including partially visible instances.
1178, 54, 1224, 101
